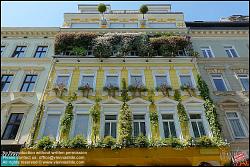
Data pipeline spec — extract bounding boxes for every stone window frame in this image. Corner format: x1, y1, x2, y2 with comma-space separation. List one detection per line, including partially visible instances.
200, 46, 215, 58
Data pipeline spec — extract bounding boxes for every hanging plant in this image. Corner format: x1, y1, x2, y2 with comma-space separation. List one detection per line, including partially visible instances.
180, 84, 196, 97
78, 83, 93, 98
117, 102, 133, 146
155, 83, 172, 97
60, 102, 74, 141
90, 98, 101, 143
52, 83, 67, 98
128, 84, 148, 98
103, 84, 119, 97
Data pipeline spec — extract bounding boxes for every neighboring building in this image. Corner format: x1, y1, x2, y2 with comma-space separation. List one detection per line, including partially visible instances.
220, 15, 249, 22
186, 21, 249, 160
1, 27, 59, 151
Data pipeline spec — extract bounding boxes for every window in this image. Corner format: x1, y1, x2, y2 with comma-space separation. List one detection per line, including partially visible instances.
200, 47, 214, 58
104, 115, 117, 138
2, 113, 23, 140
1, 46, 5, 56
224, 46, 238, 58
80, 76, 94, 88
110, 23, 138, 28
226, 112, 246, 138
12, 46, 26, 58
129, 51, 138, 56
155, 76, 168, 87
20, 75, 37, 92
43, 114, 61, 139
133, 114, 146, 137
237, 74, 249, 91
130, 75, 143, 86
211, 74, 227, 91
189, 114, 206, 138
56, 75, 70, 87
87, 46, 93, 56
148, 23, 176, 28
106, 76, 119, 87
1, 75, 13, 92
34, 46, 48, 58
71, 23, 99, 28
73, 114, 89, 138
162, 114, 177, 138
179, 75, 193, 87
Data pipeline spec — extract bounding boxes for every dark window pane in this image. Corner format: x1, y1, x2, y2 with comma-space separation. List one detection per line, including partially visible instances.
111, 122, 117, 138
133, 122, 139, 137
104, 122, 110, 137
133, 115, 145, 120
162, 114, 173, 120
198, 122, 206, 136
189, 114, 201, 119
191, 122, 200, 138
163, 122, 170, 138
213, 78, 227, 91
105, 115, 117, 120
169, 122, 177, 137
2, 113, 23, 140
240, 78, 249, 91
140, 122, 146, 136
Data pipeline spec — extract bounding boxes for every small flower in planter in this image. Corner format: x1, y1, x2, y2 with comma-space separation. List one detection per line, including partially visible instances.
78, 83, 93, 98
52, 83, 68, 97
180, 84, 196, 97
103, 84, 119, 97
155, 83, 172, 97
128, 84, 148, 98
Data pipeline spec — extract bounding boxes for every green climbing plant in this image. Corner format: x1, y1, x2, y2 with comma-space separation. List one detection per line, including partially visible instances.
197, 75, 222, 139
60, 102, 74, 141
90, 97, 101, 143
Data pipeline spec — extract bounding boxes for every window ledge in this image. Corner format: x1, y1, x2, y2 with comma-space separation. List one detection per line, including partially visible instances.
1, 91, 36, 97
213, 91, 236, 96
1, 139, 19, 145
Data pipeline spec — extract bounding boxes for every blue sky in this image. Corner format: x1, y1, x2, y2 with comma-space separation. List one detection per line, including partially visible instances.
1, 1, 249, 27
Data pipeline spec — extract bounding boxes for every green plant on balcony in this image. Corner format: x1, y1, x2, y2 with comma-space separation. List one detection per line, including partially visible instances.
163, 137, 183, 148
103, 84, 119, 97
98, 3, 107, 25
139, 5, 148, 20
133, 134, 150, 148
35, 136, 55, 150
70, 47, 87, 56
155, 83, 172, 97
101, 136, 116, 148
78, 83, 93, 98
128, 83, 148, 98
195, 136, 214, 147
180, 84, 196, 97
52, 83, 68, 98
69, 135, 88, 149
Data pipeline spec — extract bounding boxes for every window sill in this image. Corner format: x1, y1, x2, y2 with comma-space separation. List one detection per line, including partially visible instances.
1, 91, 36, 97
1, 139, 19, 145
213, 91, 236, 96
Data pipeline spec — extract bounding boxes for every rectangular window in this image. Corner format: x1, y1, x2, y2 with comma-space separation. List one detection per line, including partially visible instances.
71, 23, 99, 28
1, 46, 5, 56
1, 75, 13, 92
200, 47, 214, 58
2, 113, 23, 140
238, 74, 249, 91
148, 23, 176, 28
34, 46, 48, 58
180, 75, 193, 87
211, 74, 227, 91
155, 76, 168, 87
56, 75, 70, 87
81, 76, 94, 88
129, 51, 139, 56
190, 114, 206, 138
133, 114, 146, 137
43, 114, 61, 139
224, 46, 238, 58
87, 46, 93, 56
73, 114, 89, 138
20, 75, 37, 92
12, 46, 26, 58
226, 112, 246, 138
104, 115, 117, 138
106, 76, 119, 87
130, 75, 143, 86
162, 114, 177, 138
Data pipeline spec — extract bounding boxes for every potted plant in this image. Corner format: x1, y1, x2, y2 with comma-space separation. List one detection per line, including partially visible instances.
52, 83, 68, 97
180, 84, 196, 96
98, 3, 107, 25
128, 84, 148, 98
139, 5, 148, 26
103, 84, 119, 97
78, 83, 93, 98
155, 83, 172, 97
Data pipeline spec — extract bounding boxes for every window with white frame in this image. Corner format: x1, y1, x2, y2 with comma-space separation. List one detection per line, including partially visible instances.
43, 114, 61, 139
105, 76, 119, 87
130, 75, 143, 86
73, 114, 89, 138
56, 75, 70, 87
133, 114, 146, 137
1, 74, 14, 92
211, 74, 228, 91
12, 46, 27, 58
20, 75, 38, 92
2, 113, 23, 140
80, 76, 94, 88
200, 47, 214, 58
189, 114, 206, 138
161, 114, 177, 138
226, 112, 246, 138
224, 46, 239, 58
155, 75, 168, 87
104, 115, 117, 138
237, 74, 249, 91
179, 75, 193, 87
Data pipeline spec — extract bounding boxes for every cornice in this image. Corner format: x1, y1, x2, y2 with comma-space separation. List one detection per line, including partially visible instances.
204, 66, 226, 73
197, 57, 249, 64
188, 29, 249, 37
1, 57, 52, 63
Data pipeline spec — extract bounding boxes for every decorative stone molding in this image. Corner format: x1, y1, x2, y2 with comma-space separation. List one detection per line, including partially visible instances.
1, 30, 59, 37
204, 66, 225, 74
242, 91, 249, 97
190, 30, 248, 37
22, 66, 45, 72
13, 92, 36, 98
213, 91, 236, 96
230, 68, 249, 74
